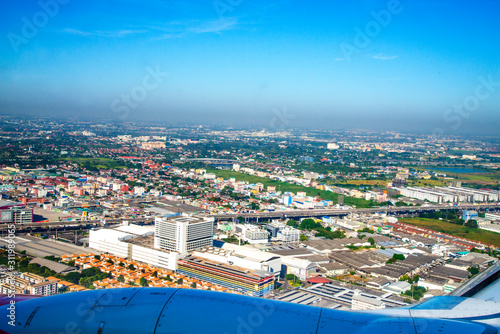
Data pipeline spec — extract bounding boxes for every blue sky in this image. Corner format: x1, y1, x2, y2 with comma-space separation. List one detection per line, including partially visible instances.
1, 0, 499, 134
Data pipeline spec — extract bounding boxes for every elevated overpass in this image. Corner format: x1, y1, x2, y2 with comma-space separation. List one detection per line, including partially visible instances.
212, 203, 500, 222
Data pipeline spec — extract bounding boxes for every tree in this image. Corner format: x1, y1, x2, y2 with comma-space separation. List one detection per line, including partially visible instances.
128, 264, 135, 270
118, 262, 124, 267
299, 218, 319, 230
190, 282, 197, 289
152, 271, 158, 277
65, 272, 81, 284
465, 220, 478, 228
117, 275, 125, 283
139, 277, 148, 287
300, 234, 308, 242
176, 278, 183, 285
393, 254, 405, 261
79, 277, 91, 288
368, 237, 375, 246
467, 267, 479, 276
94, 255, 101, 260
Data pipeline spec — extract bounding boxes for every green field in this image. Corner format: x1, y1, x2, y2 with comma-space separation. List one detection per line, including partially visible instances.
399, 218, 500, 248
207, 169, 376, 208
61, 157, 128, 169
414, 166, 500, 187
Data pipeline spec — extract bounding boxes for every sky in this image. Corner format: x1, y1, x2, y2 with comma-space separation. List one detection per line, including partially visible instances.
1, 0, 500, 135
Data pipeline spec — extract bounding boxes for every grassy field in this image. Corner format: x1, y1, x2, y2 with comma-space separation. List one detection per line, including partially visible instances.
61, 157, 128, 169
408, 179, 448, 187
399, 217, 500, 248
207, 169, 376, 208
332, 180, 389, 187
415, 166, 500, 187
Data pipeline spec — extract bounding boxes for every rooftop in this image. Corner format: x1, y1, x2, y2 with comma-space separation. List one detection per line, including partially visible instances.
29, 258, 76, 274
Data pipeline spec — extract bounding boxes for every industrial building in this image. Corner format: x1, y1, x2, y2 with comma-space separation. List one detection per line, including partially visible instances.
351, 293, 386, 310
394, 186, 500, 204
177, 255, 275, 297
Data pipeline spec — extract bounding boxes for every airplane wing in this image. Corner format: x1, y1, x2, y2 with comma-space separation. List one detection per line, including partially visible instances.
1, 263, 498, 333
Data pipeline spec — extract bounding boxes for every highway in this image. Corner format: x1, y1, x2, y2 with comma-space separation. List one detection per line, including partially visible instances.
212, 203, 500, 221
3, 203, 500, 231
0, 217, 150, 232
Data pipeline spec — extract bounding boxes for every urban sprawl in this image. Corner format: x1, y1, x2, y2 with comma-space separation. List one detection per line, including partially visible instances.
1, 116, 499, 311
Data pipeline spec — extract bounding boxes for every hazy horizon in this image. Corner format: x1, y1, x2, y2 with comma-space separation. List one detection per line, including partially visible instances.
1, 0, 499, 136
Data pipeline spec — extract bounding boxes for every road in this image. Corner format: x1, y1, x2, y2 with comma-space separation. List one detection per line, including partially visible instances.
3, 203, 499, 231
212, 203, 500, 221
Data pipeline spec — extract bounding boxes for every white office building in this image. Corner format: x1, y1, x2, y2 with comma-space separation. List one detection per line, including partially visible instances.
277, 227, 301, 243
235, 224, 270, 244
154, 214, 214, 256
89, 223, 178, 270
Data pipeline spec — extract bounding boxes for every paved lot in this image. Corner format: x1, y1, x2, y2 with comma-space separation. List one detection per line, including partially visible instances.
33, 207, 78, 222
0, 235, 100, 258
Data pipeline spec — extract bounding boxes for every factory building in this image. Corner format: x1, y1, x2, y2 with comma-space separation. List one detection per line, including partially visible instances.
394, 186, 500, 204
177, 255, 275, 297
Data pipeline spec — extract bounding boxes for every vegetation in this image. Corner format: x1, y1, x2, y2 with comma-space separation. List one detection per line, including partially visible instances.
467, 266, 479, 277
386, 253, 405, 264
294, 218, 345, 239
399, 217, 500, 248
285, 274, 303, 287
139, 277, 148, 287
206, 168, 376, 208
402, 286, 426, 300
357, 228, 374, 234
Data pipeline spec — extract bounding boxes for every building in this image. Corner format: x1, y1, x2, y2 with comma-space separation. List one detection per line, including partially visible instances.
154, 214, 214, 256
463, 210, 479, 221
235, 224, 269, 244
29, 280, 58, 296
281, 257, 317, 280
277, 227, 301, 243
19, 273, 45, 284
177, 255, 274, 297
194, 244, 281, 277
266, 221, 300, 243
141, 141, 166, 150
382, 281, 411, 294
89, 223, 178, 270
2, 273, 58, 296
0, 200, 23, 210
351, 293, 386, 310
394, 186, 500, 204
484, 212, 500, 221
0, 207, 33, 224
392, 178, 406, 187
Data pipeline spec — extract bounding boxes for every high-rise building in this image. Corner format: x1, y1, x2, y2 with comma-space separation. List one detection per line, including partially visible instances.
154, 214, 214, 256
